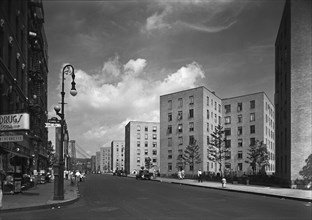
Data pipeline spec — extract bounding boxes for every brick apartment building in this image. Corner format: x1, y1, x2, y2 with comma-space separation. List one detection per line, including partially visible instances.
160, 87, 222, 175
222, 92, 275, 176
275, 0, 312, 186
125, 121, 160, 174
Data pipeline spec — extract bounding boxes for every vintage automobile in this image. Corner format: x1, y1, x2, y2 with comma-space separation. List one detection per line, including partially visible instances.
135, 170, 151, 180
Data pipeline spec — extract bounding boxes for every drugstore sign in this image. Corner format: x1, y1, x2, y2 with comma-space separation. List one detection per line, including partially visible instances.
0, 113, 30, 131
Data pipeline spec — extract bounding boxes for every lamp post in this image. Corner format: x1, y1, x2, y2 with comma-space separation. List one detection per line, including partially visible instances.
53, 64, 77, 200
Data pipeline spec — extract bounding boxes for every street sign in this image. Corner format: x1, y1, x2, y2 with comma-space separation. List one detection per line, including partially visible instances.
47, 117, 60, 124
0, 135, 23, 142
45, 123, 61, 128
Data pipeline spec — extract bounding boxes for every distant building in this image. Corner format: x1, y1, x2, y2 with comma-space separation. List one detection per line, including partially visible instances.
222, 92, 275, 176
111, 140, 125, 171
275, 0, 312, 186
95, 151, 100, 173
160, 86, 222, 175
125, 121, 160, 174
91, 155, 96, 173
100, 147, 111, 173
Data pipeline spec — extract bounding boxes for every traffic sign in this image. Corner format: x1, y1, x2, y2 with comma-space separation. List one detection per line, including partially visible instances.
45, 123, 61, 128
0, 135, 23, 142
47, 117, 60, 124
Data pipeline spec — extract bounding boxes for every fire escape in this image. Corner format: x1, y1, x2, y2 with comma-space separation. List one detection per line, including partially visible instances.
27, 0, 48, 167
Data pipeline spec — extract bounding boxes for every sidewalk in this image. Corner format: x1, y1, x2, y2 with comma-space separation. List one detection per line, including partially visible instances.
151, 176, 312, 202
0, 179, 80, 213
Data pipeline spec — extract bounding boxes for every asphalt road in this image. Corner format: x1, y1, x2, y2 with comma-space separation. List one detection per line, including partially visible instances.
1, 174, 311, 220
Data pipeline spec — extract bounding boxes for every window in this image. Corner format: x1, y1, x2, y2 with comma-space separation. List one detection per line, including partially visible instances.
250, 113, 255, 122
225, 140, 231, 148
168, 138, 172, 146
178, 124, 183, 133
207, 123, 209, 132
178, 136, 183, 145
250, 125, 255, 134
237, 127, 242, 135
137, 141, 140, 147
238, 114, 242, 123
168, 113, 172, 122
145, 142, 148, 147
152, 142, 157, 148
238, 163, 243, 171
225, 128, 231, 136
214, 114, 217, 123
152, 150, 157, 155
137, 149, 141, 155
189, 96, 194, 105
225, 116, 231, 124
207, 96, 209, 106
167, 125, 172, 134
168, 163, 172, 171
137, 133, 141, 139
137, 125, 141, 131
190, 165, 194, 171
178, 98, 183, 108
168, 100, 172, 110
238, 151, 243, 159
152, 158, 157, 163
207, 136, 210, 145
238, 139, 243, 147
168, 150, 172, 159
178, 111, 183, 120
250, 138, 255, 146
250, 100, 255, 109
145, 134, 148, 140
218, 104, 221, 113
189, 135, 195, 145
237, 103, 242, 112
189, 109, 194, 118
153, 134, 157, 139
225, 151, 231, 160
145, 149, 148, 155
137, 157, 140, 163
207, 110, 209, 119
218, 116, 221, 125
215, 101, 217, 110
189, 122, 194, 132
225, 105, 231, 113
145, 126, 148, 132
153, 126, 157, 132
211, 98, 213, 106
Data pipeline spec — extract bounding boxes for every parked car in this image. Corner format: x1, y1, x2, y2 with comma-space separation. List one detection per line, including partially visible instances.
136, 170, 151, 180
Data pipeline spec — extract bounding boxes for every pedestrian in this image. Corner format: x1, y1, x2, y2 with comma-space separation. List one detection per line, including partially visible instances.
197, 169, 202, 182
181, 169, 185, 179
222, 177, 227, 188
178, 170, 182, 179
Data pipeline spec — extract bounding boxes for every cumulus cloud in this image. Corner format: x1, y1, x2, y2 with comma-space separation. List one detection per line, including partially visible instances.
62, 57, 205, 151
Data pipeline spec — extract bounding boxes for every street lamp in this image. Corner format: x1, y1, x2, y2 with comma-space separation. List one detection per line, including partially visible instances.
53, 64, 77, 200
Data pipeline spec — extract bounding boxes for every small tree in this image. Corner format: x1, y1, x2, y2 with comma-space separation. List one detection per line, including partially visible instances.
245, 140, 269, 175
299, 154, 312, 182
47, 141, 56, 168
208, 124, 230, 178
181, 139, 202, 174
145, 157, 153, 170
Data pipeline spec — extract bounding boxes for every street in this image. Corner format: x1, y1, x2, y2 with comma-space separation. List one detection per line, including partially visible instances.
1, 174, 311, 220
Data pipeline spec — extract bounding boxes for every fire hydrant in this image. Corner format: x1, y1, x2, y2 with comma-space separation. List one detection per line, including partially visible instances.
222, 178, 227, 188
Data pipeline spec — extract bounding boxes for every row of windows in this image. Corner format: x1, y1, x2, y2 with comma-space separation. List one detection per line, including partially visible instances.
224, 113, 255, 124
168, 109, 194, 122
224, 125, 256, 136
137, 141, 157, 148
136, 149, 157, 156
137, 158, 157, 163
136, 125, 157, 132
206, 96, 221, 113
167, 136, 195, 146
168, 96, 221, 112
224, 100, 255, 113
137, 133, 157, 140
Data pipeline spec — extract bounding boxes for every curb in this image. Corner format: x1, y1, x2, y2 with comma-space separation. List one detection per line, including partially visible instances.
151, 179, 312, 203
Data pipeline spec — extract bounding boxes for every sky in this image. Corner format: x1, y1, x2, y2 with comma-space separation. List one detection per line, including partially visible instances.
43, 0, 285, 157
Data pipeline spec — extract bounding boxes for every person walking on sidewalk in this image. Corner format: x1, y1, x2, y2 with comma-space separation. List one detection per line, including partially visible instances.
197, 169, 203, 182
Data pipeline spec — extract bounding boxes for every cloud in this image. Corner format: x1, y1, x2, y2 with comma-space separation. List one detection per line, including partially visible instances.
62, 57, 205, 151
142, 0, 244, 34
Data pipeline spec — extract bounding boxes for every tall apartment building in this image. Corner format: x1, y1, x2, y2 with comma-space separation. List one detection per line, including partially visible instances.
222, 92, 275, 176
275, 0, 312, 186
111, 140, 125, 171
100, 146, 111, 173
0, 0, 49, 174
160, 86, 222, 175
125, 121, 160, 174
